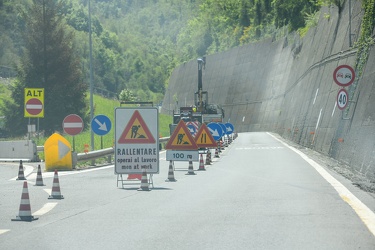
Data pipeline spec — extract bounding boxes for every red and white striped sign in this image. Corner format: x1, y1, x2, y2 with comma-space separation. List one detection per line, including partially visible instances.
63, 114, 83, 136
25, 98, 43, 116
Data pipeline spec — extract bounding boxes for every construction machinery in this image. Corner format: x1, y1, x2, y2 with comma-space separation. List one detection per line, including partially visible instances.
170, 57, 224, 135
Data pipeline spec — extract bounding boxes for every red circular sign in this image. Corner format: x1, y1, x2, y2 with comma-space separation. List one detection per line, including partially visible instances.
333, 65, 355, 87
337, 88, 349, 110
63, 114, 84, 136
25, 98, 43, 115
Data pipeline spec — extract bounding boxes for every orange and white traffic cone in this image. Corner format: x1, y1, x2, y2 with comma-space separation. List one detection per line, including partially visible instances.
48, 169, 64, 199
214, 147, 220, 158
186, 160, 196, 175
12, 181, 38, 222
205, 150, 211, 165
198, 154, 206, 171
16, 160, 26, 180
34, 164, 45, 186
166, 160, 177, 182
138, 169, 151, 191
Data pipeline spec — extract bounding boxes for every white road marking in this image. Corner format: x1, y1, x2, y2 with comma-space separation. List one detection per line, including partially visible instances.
0, 229, 10, 235
268, 132, 375, 237
32, 202, 58, 216
11, 165, 114, 182
9, 164, 34, 181
44, 189, 51, 195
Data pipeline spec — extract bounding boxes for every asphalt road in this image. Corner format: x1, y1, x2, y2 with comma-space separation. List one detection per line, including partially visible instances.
1, 132, 375, 250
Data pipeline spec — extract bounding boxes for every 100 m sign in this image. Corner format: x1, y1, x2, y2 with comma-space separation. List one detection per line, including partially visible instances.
166, 150, 199, 162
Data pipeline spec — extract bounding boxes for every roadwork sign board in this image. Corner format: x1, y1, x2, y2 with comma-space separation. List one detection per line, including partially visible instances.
194, 123, 217, 148
115, 107, 159, 174
165, 120, 198, 150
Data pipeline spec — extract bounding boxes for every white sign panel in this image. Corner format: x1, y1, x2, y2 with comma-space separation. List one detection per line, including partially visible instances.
333, 65, 355, 87
337, 88, 349, 110
166, 150, 199, 161
115, 107, 159, 174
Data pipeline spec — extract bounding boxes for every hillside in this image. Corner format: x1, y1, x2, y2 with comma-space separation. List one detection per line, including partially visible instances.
0, 0, 332, 104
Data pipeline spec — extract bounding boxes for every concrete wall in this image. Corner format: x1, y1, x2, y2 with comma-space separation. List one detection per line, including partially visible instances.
0, 140, 38, 162
162, 2, 375, 181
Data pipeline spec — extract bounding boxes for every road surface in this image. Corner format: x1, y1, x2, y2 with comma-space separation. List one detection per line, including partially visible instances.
1, 132, 375, 249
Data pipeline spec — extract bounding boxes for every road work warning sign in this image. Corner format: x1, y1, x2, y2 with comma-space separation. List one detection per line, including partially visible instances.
165, 120, 198, 150
115, 108, 159, 174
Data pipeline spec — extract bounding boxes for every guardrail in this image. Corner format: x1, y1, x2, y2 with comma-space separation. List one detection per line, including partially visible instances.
38, 137, 170, 164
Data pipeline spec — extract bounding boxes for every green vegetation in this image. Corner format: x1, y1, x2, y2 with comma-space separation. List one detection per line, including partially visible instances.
355, 0, 375, 77
34, 94, 171, 156
0, 0, 370, 139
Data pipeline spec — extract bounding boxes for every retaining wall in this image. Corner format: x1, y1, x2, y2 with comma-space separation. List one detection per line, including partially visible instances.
162, 2, 375, 182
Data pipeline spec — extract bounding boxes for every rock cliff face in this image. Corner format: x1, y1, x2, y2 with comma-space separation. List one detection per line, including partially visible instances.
162, 2, 375, 183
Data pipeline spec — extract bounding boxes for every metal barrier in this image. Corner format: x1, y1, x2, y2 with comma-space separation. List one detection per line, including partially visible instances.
37, 137, 170, 164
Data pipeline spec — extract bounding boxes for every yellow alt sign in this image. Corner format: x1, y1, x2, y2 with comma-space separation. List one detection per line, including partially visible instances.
44, 133, 72, 171
24, 88, 44, 118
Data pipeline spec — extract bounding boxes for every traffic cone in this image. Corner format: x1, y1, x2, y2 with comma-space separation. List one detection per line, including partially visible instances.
198, 154, 206, 171
34, 164, 45, 186
16, 160, 26, 180
205, 150, 211, 165
48, 169, 64, 199
165, 160, 177, 182
186, 160, 196, 175
138, 169, 151, 191
12, 181, 38, 222
214, 147, 220, 158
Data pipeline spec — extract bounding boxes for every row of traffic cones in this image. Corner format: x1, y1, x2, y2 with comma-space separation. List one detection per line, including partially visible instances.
12, 162, 64, 222
135, 134, 239, 190
16, 160, 45, 185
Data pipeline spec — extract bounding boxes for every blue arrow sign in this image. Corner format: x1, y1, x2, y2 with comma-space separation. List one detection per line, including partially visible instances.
218, 123, 227, 137
91, 115, 112, 136
207, 122, 223, 141
225, 123, 234, 135
187, 124, 197, 136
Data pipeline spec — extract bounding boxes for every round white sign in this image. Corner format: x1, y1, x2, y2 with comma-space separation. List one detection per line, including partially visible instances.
337, 89, 349, 110
333, 65, 355, 87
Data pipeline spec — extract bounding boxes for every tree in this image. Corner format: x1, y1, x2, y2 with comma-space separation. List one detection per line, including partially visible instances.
1, 0, 88, 137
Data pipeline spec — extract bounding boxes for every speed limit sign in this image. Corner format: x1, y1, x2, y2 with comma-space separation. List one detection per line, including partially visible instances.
337, 89, 349, 110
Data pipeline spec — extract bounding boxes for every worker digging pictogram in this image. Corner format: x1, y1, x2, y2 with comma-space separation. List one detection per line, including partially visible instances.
165, 120, 198, 150
118, 110, 155, 144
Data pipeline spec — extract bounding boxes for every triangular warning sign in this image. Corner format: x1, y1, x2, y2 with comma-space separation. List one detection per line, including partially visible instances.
166, 120, 198, 150
118, 110, 155, 144
194, 123, 218, 148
